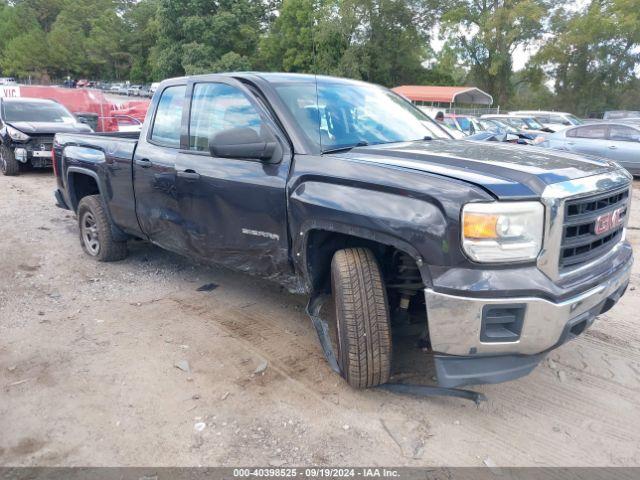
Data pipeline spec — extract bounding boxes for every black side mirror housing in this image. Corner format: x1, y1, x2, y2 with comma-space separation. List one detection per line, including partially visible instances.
209, 127, 279, 162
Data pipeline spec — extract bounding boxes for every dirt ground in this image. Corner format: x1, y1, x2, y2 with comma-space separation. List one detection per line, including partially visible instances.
1, 171, 639, 467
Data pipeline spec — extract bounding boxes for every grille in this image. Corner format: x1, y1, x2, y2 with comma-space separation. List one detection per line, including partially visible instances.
560, 188, 629, 269
27, 136, 54, 151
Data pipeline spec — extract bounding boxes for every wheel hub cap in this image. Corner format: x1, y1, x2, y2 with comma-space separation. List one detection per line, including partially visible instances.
81, 212, 100, 255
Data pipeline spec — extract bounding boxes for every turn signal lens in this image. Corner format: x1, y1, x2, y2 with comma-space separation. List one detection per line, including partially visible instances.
463, 214, 498, 239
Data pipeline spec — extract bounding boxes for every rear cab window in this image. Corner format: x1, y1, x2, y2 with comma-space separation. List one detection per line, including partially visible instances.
150, 85, 186, 148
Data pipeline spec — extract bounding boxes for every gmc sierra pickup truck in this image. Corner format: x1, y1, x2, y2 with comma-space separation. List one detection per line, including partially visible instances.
53, 73, 633, 390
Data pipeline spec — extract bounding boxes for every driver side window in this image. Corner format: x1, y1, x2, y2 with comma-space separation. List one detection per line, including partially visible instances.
188, 83, 263, 152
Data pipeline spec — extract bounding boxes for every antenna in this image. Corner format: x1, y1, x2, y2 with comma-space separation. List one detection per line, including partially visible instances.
312, 0, 321, 153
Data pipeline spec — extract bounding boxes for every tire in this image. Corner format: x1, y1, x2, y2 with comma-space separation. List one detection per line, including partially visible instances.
0, 145, 20, 176
77, 195, 128, 262
331, 247, 392, 388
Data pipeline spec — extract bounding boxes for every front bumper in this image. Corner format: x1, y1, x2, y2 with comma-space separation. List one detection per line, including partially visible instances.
425, 253, 632, 387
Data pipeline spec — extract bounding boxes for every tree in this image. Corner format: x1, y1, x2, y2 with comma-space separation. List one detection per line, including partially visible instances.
260, 0, 436, 87
150, 0, 270, 79
259, 0, 317, 72
438, 0, 554, 106
534, 0, 640, 114
126, 0, 159, 83
1, 27, 50, 79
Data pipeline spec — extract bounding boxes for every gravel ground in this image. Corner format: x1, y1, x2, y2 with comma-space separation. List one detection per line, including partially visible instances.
1, 171, 639, 467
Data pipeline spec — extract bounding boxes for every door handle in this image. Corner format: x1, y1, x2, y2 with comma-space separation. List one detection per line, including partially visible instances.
567, 142, 575, 145
608, 145, 618, 149
177, 169, 201, 181
135, 157, 152, 168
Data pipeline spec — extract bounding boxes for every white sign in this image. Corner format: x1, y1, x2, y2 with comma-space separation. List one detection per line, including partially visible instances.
0, 86, 20, 98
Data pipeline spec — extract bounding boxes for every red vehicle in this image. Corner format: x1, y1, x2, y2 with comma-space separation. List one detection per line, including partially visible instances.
7, 85, 149, 133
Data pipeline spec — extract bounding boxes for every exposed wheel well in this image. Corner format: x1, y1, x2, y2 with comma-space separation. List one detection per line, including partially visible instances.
305, 229, 429, 345
68, 172, 100, 211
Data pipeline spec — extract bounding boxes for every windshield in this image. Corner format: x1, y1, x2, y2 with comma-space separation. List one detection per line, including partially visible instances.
274, 81, 450, 152
521, 117, 544, 129
481, 119, 518, 134
504, 117, 526, 128
3, 101, 75, 123
455, 117, 472, 132
566, 114, 583, 125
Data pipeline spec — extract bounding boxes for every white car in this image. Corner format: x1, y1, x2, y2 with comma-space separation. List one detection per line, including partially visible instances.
149, 82, 160, 97
510, 110, 583, 132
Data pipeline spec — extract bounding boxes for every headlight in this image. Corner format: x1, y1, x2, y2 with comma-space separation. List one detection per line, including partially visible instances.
462, 201, 544, 263
7, 125, 30, 141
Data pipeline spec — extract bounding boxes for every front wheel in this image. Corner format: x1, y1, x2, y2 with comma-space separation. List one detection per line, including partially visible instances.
0, 145, 19, 176
77, 195, 128, 262
331, 247, 392, 388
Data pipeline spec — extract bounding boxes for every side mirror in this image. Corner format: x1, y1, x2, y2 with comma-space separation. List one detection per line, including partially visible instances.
209, 127, 278, 162
563, 121, 571, 126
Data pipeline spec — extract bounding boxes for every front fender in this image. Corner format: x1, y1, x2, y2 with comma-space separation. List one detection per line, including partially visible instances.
289, 180, 451, 288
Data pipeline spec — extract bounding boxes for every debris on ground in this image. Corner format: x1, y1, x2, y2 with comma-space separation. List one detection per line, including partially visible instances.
197, 283, 218, 292
254, 361, 268, 375
175, 360, 191, 373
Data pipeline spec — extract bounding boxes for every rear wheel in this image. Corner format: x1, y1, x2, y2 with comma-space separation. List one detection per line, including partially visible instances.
331, 247, 392, 388
77, 195, 128, 262
0, 145, 19, 176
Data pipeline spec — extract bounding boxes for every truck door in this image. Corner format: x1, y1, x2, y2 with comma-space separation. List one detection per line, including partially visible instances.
133, 83, 190, 254
174, 77, 293, 279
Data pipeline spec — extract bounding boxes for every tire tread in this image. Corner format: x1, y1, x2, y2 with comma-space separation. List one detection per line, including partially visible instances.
77, 195, 128, 262
331, 247, 391, 388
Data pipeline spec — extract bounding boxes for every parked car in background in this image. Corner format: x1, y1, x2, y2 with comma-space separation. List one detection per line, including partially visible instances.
482, 114, 550, 138
511, 110, 583, 132
442, 114, 478, 135
604, 110, 640, 120
477, 118, 538, 144
138, 85, 151, 97
127, 85, 142, 96
0, 97, 92, 176
109, 83, 128, 95
0, 77, 17, 85
148, 82, 159, 97
541, 122, 640, 175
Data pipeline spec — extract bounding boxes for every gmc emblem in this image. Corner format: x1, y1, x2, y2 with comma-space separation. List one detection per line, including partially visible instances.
594, 207, 625, 235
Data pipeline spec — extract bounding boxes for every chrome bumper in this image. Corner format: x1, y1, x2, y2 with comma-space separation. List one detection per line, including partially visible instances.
425, 259, 632, 356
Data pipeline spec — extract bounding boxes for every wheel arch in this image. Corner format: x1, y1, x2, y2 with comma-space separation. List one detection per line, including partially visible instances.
297, 222, 431, 294
67, 167, 127, 241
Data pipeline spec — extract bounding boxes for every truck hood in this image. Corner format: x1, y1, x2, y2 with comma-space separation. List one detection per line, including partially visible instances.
342, 139, 620, 199
8, 121, 92, 135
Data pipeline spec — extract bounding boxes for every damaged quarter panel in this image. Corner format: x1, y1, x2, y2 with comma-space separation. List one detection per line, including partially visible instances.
55, 132, 142, 237
288, 152, 494, 290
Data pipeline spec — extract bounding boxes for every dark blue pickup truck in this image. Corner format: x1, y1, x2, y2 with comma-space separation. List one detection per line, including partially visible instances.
53, 73, 633, 390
